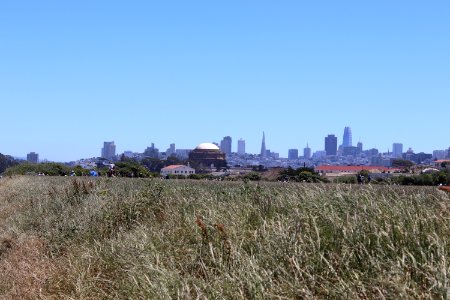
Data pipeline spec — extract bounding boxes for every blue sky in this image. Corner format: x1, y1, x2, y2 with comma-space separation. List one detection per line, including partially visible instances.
1, 1, 449, 161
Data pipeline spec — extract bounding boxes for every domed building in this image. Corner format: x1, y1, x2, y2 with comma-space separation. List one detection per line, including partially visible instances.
189, 143, 227, 172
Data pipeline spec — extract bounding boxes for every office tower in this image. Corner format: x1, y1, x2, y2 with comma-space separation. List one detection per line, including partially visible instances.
288, 149, 299, 160
392, 143, 403, 158
343, 127, 352, 147
175, 149, 191, 160
303, 143, 311, 159
357, 141, 363, 153
237, 138, 246, 156
144, 143, 159, 159
101, 141, 116, 160
325, 134, 338, 156
166, 143, 176, 156
220, 136, 232, 156
260, 132, 266, 157
27, 152, 39, 163
123, 151, 134, 158
432, 150, 447, 160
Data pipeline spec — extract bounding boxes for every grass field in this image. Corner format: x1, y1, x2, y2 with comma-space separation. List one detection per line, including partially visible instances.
0, 176, 448, 299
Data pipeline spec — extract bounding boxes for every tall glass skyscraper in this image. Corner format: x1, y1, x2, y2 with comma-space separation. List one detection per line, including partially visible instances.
342, 127, 352, 147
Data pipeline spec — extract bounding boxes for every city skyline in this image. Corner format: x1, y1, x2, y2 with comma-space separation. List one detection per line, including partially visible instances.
1, 1, 449, 161
11, 128, 449, 163
3, 126, 450, 162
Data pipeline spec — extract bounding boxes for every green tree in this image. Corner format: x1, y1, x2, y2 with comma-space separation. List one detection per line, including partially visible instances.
278, 167, 328, 183
392, 159, 414, 168
72, 165, 90, 176
4, 162, 71, 176
114, 161, 152, 177
0, 153, 19, 174
141, 158, 165, 173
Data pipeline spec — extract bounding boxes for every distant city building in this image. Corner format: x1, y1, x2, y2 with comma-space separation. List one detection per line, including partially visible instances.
27, 152, 39, 163
123, 151, 134, 158
404, 147, 413, 159
175, 149, 191, 160
101, 141, 116, 160
433, 150, 448, 160
144, 143, 159, 159
160, 165, 195, 177
342, 146, 359, 156
325, 134, 338, 156
288, 149, 299, 160
357, 141, 363, 153
166, 143, 176, 156
266, 150, 279, 159
303, 143, 311, 159
364, 148, 379, 157
370, 156, 392, 167
220, 136, 232, 156
260, 132, 267, 157
313, 151, 327, 159
237, 138, 246, 156
342, 127, 352, 147
406, 152, 432, 164
392, 143, 403, 158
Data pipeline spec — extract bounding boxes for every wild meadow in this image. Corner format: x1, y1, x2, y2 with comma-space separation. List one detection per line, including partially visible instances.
0, 176, 448, 299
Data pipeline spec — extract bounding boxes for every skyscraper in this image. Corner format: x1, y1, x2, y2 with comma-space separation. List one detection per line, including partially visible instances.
220, 136, 232, 156
27, 152, 39, 163
303, 143, 311, 159
101, 141, 116, 160
392, 143, 403, 158
166, 143, 176, 156
260, 132, 266, 157
343, 127, 352, 147
237, 138, 246, 156
357, 141, 363, 153
325, 134, 338, 156
144, 143, 159, 159
288, 149, 299, 160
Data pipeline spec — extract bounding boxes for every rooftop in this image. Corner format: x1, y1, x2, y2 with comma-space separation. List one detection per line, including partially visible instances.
161, 165, 190, 170
315, 165, 398, 173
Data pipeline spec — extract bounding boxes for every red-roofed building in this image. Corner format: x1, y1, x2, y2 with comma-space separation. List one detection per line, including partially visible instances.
434, 160, 450, 169
160, 165, 195, 177
315, 165, 398, 174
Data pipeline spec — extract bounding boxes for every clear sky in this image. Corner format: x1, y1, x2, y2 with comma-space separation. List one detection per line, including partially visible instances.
1, 1, 449, 161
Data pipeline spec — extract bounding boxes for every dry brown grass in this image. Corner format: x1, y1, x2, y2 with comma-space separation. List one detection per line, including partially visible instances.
0, 236, 56, 299
0, 176, 448, 299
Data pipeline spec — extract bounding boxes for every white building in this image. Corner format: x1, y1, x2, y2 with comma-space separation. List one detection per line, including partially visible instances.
160, 165, 195, 177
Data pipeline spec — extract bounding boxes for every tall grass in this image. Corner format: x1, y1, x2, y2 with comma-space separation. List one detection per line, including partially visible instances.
0, 176, 448, 299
